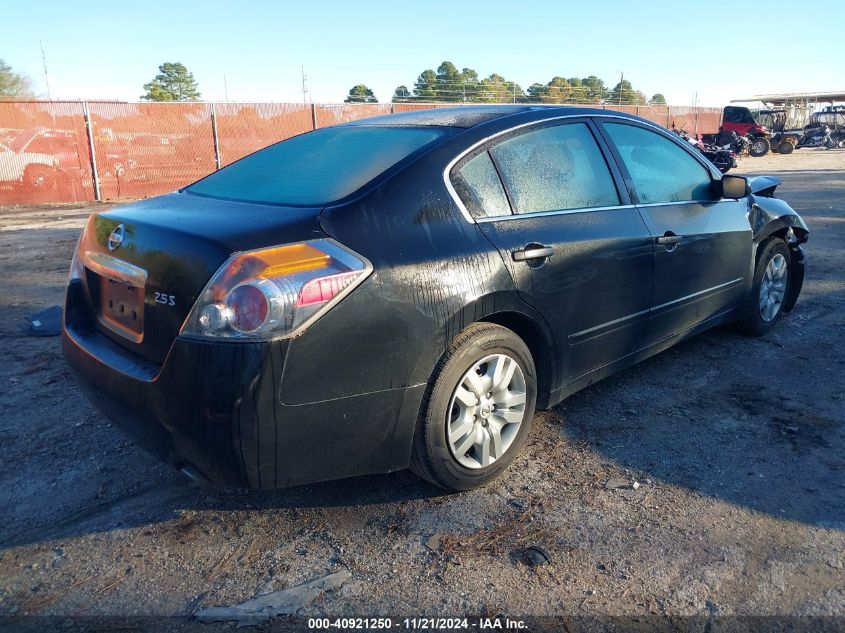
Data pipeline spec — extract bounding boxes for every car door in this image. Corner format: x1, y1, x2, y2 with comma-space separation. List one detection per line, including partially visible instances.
449, 118, 654, 387
597, 119, 752, 347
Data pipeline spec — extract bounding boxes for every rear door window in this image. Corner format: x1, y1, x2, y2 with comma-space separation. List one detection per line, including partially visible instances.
452, 151, 512, 218
489, 122, 620, 214
602, 123, 714, 203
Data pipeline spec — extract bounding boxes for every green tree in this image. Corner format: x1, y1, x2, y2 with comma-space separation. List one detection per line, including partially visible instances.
413, 69, 438, 101
459, 67, 480, 102
567, 78, 589, 103
344, 84, 377, 103
141, 62, 201, 101
392, 85, 411, 102
581, 75, 606, 102
435, 61, 462, 102
546, 76, 571, 103
0, 59, 33, 99
649, 93, 667, 105
526, 82, 548, 103
608, 79, 645, 106
476, 74, 524, 103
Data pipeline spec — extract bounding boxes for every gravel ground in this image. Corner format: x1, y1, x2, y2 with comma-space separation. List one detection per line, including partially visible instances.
0, 150, 843, 624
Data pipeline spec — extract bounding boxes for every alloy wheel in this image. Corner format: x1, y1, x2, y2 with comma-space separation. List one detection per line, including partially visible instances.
446, 354, 527, 469
759, 253, 787, 322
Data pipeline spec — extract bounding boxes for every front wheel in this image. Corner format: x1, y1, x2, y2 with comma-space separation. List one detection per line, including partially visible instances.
410, 323, 537, 491
749, 136, 771, 157
743, 239, 791, 336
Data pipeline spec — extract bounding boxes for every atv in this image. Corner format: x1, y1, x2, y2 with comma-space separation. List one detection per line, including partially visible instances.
721, 105, 772, 157
757, 110, 803, 155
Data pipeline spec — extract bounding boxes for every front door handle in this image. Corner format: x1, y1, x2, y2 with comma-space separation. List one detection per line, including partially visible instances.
656, 232, 683, 247
512, 245, 554, 262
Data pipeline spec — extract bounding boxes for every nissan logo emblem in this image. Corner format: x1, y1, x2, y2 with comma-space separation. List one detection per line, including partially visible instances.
108, 224, 126, 251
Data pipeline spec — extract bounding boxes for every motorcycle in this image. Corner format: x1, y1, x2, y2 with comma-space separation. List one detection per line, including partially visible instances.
798, 124, 845, 150
705, 129, 752, 157
672, 126, 738, 173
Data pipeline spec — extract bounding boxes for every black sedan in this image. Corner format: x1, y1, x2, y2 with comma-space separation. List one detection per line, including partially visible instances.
62, 106, 808, 491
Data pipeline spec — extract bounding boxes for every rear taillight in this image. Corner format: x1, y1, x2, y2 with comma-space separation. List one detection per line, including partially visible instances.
181, 239, 371, 340
69, 235, 84, 281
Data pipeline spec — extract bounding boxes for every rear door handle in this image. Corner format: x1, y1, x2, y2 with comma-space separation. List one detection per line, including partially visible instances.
656, 233, 683, 246
512, 245, 554, 262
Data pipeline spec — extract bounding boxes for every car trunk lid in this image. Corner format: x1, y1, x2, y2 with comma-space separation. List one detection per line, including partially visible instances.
76, 192, 324, 363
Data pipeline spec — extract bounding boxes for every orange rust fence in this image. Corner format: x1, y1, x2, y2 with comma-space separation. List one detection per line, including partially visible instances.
0, 101, 723, 205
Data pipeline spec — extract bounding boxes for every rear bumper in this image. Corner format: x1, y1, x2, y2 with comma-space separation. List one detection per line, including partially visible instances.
62, 280, 424, 489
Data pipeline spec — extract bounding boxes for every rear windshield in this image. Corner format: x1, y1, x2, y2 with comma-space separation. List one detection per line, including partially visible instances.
186, 126, 447, 205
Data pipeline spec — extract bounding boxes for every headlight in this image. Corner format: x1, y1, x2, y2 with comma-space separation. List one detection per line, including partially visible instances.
181, 239, 372, 340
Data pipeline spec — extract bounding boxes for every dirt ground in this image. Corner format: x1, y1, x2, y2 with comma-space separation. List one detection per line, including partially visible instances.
0, 149, 843, 625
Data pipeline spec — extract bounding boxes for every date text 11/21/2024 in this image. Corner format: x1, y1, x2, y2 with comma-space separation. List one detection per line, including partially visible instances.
307, 618, 528, 630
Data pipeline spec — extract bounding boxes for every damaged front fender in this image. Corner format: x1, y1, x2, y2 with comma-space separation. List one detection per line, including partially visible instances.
745, 190, 808, 313
747, 193, 809, 244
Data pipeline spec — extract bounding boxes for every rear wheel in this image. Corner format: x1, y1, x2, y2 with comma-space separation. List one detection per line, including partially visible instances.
749, 136, 771, 157
410, 323, 537, 491
778, 141, 795, 154
743, 239, 791, 336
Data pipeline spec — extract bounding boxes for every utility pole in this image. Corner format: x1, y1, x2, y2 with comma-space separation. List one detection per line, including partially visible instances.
618, 71, 624, 106
301, 66, 309, 104
40, 41, 52, 100
513, 81, 516, 104
223, 74, 229, 102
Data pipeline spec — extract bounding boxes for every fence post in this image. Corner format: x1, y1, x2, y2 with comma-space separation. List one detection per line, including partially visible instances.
82, 100, 101, 202
210, 102, 221, 170
311, 103, 318, 130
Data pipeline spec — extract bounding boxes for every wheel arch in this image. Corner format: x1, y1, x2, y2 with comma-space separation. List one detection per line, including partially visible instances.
477, 310, 556, 409
435, 291, 558, 410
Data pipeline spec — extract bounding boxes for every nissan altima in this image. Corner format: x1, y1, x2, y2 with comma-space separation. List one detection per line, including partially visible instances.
62, 106, 808, 491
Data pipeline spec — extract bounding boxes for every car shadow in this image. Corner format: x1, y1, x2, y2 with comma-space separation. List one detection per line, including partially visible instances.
553, 319, 845, 532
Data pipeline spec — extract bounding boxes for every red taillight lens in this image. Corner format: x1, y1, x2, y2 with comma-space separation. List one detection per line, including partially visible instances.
297, 271, 360, 307
228, 283, 270, 332
182, 239, 372, 340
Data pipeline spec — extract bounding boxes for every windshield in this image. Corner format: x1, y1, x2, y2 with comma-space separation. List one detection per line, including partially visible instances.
186, 126, 448, 206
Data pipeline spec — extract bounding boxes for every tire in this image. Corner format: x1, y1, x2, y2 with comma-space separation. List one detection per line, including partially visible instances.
410, 322, 537, 491
749, 136, 771, 157
778, 141, 794, 154
742, 239, 791, 336
23, 165, 58, 190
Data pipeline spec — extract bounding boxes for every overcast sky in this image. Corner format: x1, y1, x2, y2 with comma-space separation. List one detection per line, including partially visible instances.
4, 0, 842, 106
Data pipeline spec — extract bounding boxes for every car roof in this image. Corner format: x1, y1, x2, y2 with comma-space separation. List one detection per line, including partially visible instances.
340, 105, 618, 129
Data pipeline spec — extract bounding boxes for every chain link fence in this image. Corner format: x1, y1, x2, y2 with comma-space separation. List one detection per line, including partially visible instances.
0, 101, 723, 205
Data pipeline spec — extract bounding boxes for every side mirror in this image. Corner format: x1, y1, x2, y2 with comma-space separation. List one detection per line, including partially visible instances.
721, 174, 749, 199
